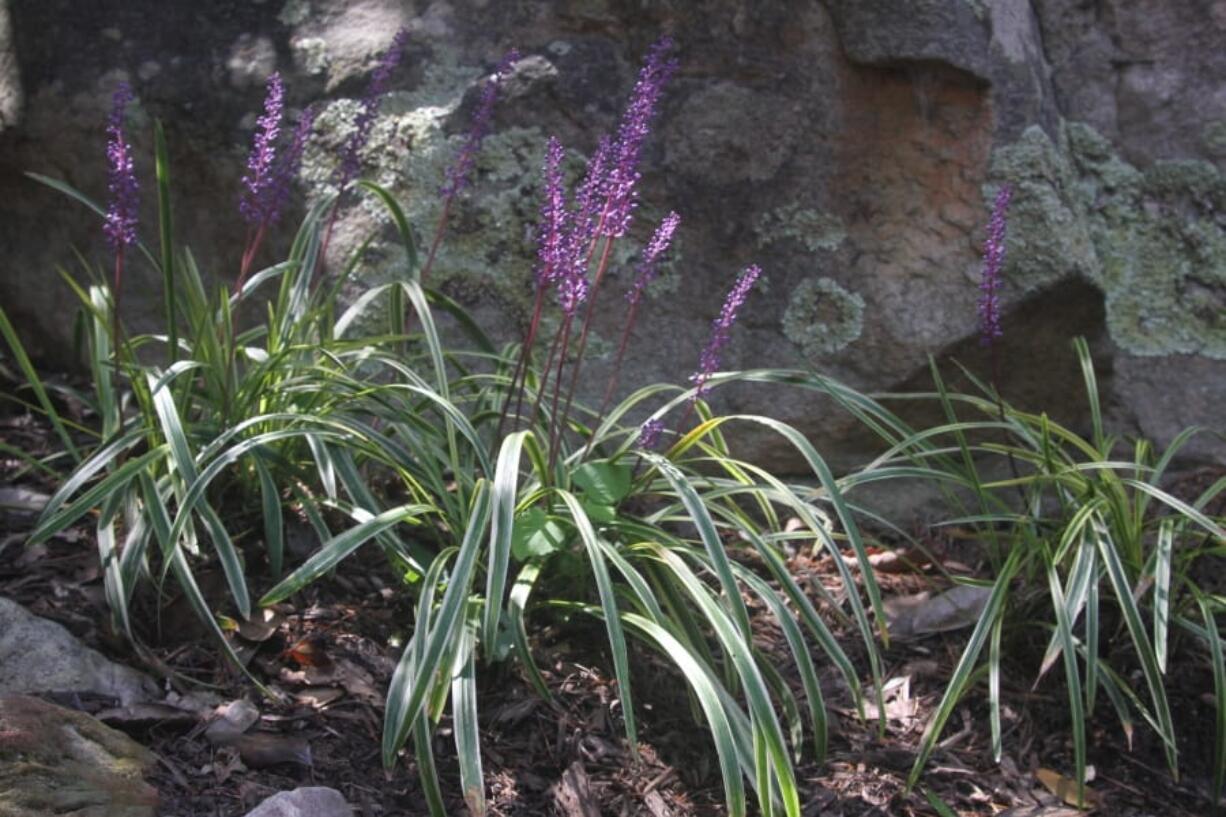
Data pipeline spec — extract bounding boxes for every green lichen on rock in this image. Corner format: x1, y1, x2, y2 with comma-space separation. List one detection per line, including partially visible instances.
1201, 119, 1226, 157
988, 121, 1226, 358
987, 124, 1097, 291
1070, 128, 1226, 357
298, 52, 550, 332
782, 277, 864, 360
961, 0, 988, 21
278, 0, 311, 27
755, 205, 847, 254
291, 36, 330, 75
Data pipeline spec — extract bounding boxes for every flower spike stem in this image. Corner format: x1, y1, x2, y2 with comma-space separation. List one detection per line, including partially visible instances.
544, 314, 576, 477
497, 285, 548, 440
553, 234, 615, 462
582, 298, 640, 460
585, 210, 678, 457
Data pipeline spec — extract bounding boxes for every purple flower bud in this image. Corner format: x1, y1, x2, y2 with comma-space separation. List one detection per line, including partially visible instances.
627, 211, 680, 305
978, 185, 1013, 346
441, 49, 519, 198
574, 136, 612, 229
601, 37, 677, 238
338, 28, 409, 192
103, 82, 139, 250
264, 105, 317, 227
239, 72, 285, 225
689, 264, 762, 401
534, 136, 569, 289
637, 418, 664, 449
557, 135, 612, 284
556, 261, 589, 317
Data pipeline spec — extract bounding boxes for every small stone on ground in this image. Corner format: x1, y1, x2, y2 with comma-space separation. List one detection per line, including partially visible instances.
244, 786, 353, 817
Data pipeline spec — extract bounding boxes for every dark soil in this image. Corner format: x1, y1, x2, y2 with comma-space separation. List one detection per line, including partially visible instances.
0, 395, 1220, 817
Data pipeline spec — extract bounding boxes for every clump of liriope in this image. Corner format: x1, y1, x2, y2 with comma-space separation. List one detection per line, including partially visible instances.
9, 34, 890, 817
797, 180, 1224, 808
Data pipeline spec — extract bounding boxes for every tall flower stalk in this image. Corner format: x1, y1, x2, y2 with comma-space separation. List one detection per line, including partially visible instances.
551, 37, 676, 463
235, 76, 317, 299
978, 184, 1013, 354
977, 184, 1014, 391
104, 82, 139, 350
498, 136, 568, 438
337, 30, 410, 196
976, 184, 1022, 493
679, 264, 762, 427
236, 72, 285, 296
582, 210, 679, 458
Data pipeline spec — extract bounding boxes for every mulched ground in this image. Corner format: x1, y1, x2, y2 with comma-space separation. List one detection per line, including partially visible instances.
1, 394, 1221, 817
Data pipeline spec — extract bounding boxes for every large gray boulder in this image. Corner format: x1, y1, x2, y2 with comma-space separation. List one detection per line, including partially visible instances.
0, 0, 1220, 475
0, 596, 157, 705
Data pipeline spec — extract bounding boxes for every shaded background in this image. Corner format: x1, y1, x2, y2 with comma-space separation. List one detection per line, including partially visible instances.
1, 0, 1223, 492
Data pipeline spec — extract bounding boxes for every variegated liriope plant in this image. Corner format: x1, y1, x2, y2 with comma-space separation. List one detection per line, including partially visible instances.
6, 35, 895, 817
801, 182, 1226, 808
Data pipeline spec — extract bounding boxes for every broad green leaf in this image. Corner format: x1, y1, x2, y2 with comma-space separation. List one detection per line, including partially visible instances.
580, 500, 616, 524
572, 461, 633, 505
510, 507, 568, 561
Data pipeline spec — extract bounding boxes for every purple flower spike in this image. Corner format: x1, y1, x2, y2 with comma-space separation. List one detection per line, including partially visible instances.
637, 418, 664, 449
338, 28, 409, 192
601, 36, 678, 238
239, 72, 285, 225
627, 210, 680, 305
977, 184, 1013, 346
534, 136, 569, 289
441, 48, 520, 198
265, 105, 317, 227
689, 264, 763, 400
103, 82, 139, 250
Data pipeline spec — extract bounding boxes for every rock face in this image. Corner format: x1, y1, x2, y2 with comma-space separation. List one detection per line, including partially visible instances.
0, 0, 1221, 471
0, 596, 157, 705
0, 694, 158, 817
